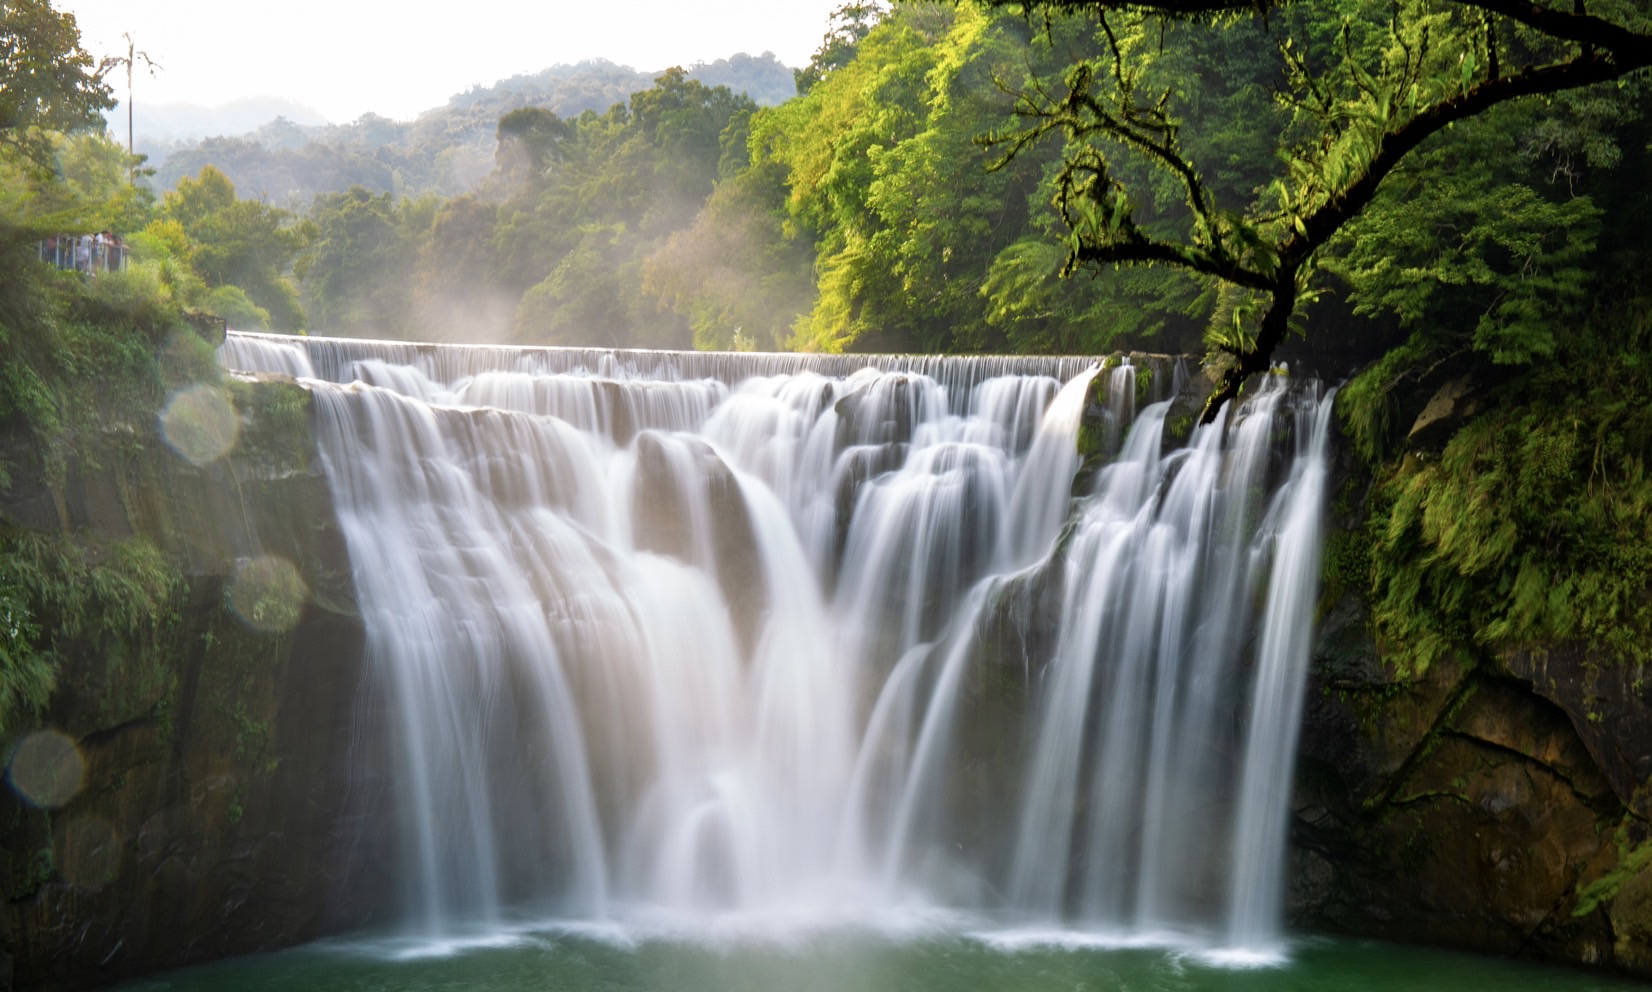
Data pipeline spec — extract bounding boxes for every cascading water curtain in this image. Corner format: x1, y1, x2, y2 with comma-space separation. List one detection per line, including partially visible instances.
1007, 377, 1336, 953
221, 332, 1332, 954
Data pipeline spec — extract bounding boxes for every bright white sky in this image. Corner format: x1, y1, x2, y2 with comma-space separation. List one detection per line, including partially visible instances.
59, 0, 842, 123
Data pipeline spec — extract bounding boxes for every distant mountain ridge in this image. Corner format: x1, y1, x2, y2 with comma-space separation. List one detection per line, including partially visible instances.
111, 96, 329, 144
138, 53, 797, 207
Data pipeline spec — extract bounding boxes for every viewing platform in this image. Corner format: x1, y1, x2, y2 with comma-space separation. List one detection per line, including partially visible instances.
38, 233, 130, 275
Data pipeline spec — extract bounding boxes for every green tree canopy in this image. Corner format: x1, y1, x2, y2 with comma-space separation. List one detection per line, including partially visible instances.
0, 0, 113, 168
795, 1, 889, 94
295, 185, 420, 337
487, 70, 756, 348
495, 107, 572, 185
411, 194, 511, 340
159, 166, 306, 330
751, 7, 949, 352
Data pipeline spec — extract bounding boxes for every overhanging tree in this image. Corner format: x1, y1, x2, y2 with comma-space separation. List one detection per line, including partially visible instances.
982, 0, 1652, 421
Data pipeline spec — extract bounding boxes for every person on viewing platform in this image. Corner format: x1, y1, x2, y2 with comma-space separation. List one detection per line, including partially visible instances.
39, 232, 128, 274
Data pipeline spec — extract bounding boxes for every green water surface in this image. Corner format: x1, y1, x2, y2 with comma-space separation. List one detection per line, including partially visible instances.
115, 928, 1647, 992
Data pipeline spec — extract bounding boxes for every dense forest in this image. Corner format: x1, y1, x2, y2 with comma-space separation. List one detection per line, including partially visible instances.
5, 0, 1652, 829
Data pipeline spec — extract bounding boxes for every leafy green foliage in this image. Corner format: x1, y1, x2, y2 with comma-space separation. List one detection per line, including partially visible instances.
642, 152, 815, 351
203, 284, 271, 329
748, 4, 1177, 354
114, 7, 1251, 355
480, 70, 758, 348
0, 0, 114, 168
0, 529, 181, 735
0, 134, 138, 327
76, 265, 185, 340
982, 0, 1652, 417
514, 223, 649, 346
752, 11, 942, 351
1362, 304, 1652, 676
407, 194, 511, 340
0, 576, 51, 737
796, 2, 887, 95
0, 209, 201, 494
159, 166, 307, 330
495, 108, 572, 185
224, 375, 309, 469
52, 132, 155, 232
1574, 823, 1652, 918
1325, 104, 1603, 367
0, 4, 287, 746
294, 185, 416, 337
1334, 335, 1438, 465
95, 0, 1651, 387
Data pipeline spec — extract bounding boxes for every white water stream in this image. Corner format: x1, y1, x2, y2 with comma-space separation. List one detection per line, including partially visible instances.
221, 333, 1333, 957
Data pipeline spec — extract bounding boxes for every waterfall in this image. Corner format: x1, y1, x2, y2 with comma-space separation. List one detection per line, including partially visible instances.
221, 332, 1332, 952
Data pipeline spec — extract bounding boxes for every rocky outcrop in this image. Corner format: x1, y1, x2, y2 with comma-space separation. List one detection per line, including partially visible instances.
1290, 444, 1652, 977
630, 429, 765, 652
0, 375, 393, 992
1497, 645, 1652, 822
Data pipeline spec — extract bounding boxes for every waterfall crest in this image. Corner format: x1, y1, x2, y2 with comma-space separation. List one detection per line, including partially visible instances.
222, 332, 1333, 954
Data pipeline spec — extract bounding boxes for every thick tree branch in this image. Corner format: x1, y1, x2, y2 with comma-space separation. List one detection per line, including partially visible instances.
983, 0, 1652, 423
1467, 0, 1652, 56
1283, 48, 1648, 270
1194, 48, 1650, 423
1202, 263, 1299, 422
1070, 238, 1274, 290
1061, 84, 1221, 238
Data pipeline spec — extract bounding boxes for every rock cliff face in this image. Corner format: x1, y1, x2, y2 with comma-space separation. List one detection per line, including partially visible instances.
0, 376, 394, 992
1288, 442, 1652, 977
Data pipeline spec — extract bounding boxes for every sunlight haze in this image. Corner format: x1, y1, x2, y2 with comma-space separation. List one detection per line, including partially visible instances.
59, 0, 842, 123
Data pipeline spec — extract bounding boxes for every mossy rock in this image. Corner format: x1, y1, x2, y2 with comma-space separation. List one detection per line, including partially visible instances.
1607, 857, 1652, 972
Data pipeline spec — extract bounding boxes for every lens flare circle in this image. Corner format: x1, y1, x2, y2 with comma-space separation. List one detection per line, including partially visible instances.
7, 729, 85, 809
160, 384, 240, 465
229, 555, 309, 633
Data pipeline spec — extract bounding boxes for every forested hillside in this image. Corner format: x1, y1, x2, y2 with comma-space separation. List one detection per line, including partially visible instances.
108, 4, 1216, 351
141, 54, 798, 207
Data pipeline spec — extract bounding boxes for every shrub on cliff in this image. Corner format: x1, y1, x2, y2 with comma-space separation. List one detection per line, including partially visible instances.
1345, 296, 1652, 676
0, 529, 181, 737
